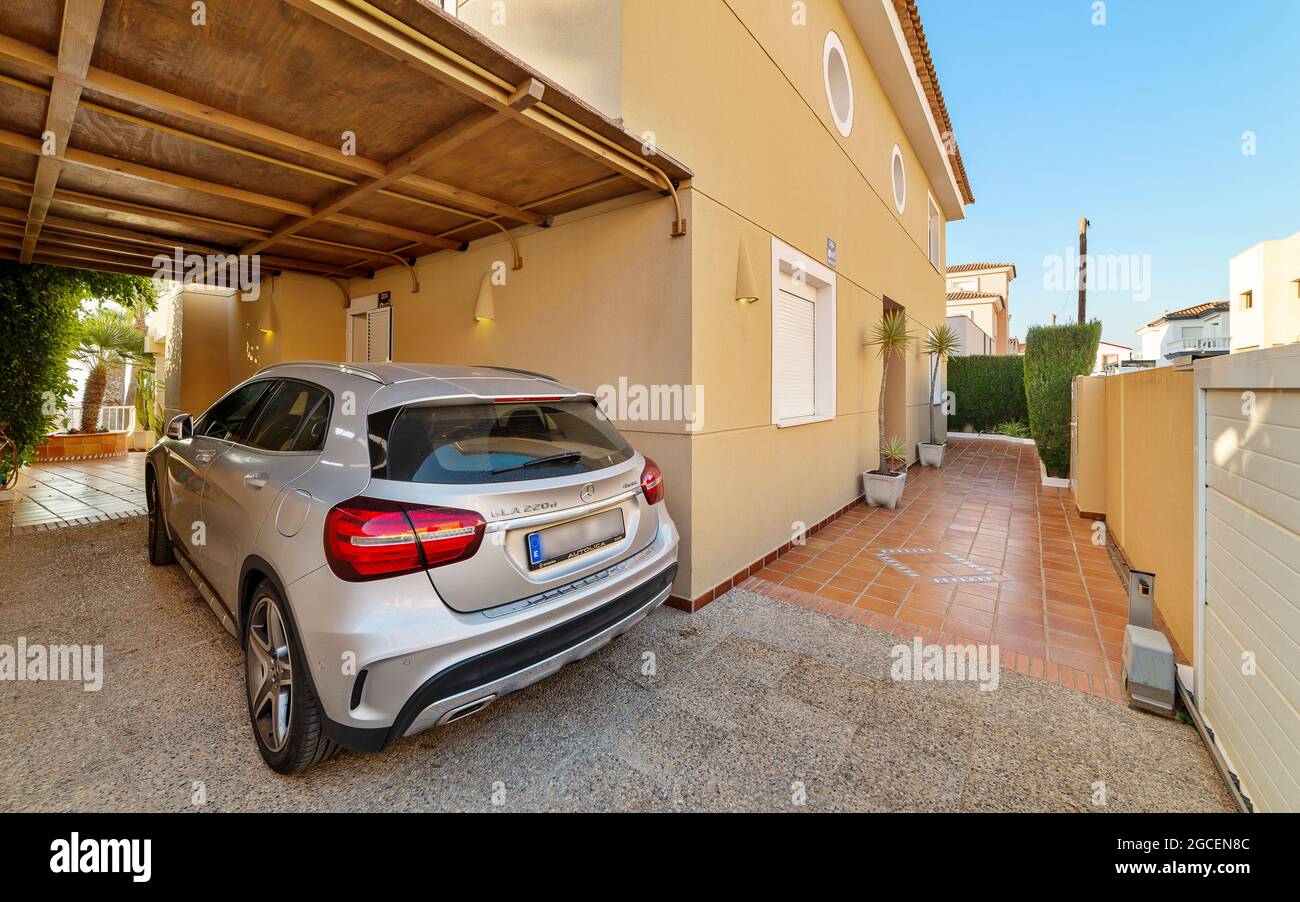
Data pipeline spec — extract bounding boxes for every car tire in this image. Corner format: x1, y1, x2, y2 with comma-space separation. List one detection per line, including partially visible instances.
146, 473, 175, 566
243, 579, 342, 774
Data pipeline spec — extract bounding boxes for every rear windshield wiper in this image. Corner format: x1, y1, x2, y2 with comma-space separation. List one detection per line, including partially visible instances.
491, 450, 583, 475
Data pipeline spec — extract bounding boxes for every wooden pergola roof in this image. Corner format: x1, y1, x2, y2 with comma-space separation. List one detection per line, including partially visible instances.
0, 0, 691, 294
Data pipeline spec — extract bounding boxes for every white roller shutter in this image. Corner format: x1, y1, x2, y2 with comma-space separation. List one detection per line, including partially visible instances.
367, 308, 392, 362
774, 287, 816, 420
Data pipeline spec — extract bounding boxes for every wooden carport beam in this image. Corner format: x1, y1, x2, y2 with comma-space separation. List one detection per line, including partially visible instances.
0, 128, 465, 252
240, 78, 545, 266
0, 33, 546, 227
19, 0, 105, 262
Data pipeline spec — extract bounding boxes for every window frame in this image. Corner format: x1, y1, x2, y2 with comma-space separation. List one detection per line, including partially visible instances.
240, 378, 335, 455
926, 193, 942, 269
822, 31, 854, 138
192, 379, 278, 445
890, 144, 907, 214
770, 237, 837, 429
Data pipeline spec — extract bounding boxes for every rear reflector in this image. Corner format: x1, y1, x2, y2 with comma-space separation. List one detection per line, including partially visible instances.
324, 497, 485, 582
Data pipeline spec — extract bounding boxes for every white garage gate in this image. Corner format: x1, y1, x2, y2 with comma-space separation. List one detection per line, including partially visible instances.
1195, 345, 1300, 813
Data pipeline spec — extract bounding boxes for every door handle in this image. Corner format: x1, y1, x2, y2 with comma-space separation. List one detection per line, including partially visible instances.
244, 472, 269, 490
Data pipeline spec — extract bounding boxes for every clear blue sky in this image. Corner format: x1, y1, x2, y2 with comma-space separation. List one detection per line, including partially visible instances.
921, 0, 1300, 347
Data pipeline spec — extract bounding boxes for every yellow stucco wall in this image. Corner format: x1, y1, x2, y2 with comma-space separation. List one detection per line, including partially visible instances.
226, 273, 347, 385
621, 0, 951, 596
1079, 368, 1196, 655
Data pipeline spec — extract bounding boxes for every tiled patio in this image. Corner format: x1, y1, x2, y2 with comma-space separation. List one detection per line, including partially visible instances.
744, 437, 1130, 689
2, 454, 148, 534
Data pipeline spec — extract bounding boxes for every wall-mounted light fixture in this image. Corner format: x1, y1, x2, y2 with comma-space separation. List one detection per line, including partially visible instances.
736, 237, 759, 304
474, 272, 495, 322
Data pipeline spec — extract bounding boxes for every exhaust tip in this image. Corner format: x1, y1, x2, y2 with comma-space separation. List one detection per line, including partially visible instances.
439, 695, 496, 725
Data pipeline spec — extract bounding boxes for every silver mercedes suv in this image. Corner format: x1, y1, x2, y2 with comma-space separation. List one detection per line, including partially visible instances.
146, 362, 679, 773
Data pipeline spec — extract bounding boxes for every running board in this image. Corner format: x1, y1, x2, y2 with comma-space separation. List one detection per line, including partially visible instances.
174, 547, 238, 638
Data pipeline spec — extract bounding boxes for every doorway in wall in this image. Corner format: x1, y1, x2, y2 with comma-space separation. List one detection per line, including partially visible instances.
346, 304, 392, 363
882, 296, 908, 458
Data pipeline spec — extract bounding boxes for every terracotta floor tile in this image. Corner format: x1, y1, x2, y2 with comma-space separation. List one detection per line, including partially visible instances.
951, 591, 996, 613
856, 595, 900, 616
827, 574, 870, 594
993, 615, 1044, 641
901, 593, 952, 616
785, 576, 824, 595
994, 630, 1046, 658
947, 605, 995, 629
819, 586, 861, 606
1047, 646, 1109, 676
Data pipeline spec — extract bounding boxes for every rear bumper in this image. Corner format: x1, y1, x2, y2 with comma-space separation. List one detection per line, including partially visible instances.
322, 562, 675, 753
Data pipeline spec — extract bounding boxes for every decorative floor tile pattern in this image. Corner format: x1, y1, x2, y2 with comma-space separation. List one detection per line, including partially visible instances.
2, 454, 148, 534
746, 437, 1129, 682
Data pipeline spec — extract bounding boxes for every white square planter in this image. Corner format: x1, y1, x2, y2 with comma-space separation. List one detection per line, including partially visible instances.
918, 442, 945, 468
863, 469, 907, 509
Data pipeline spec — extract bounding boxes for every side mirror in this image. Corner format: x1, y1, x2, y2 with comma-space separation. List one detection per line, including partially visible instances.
166, 414, 193, 441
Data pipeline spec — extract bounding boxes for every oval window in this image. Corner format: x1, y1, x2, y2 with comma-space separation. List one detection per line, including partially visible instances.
823, 32, 853, 138
891, 144, 906, 213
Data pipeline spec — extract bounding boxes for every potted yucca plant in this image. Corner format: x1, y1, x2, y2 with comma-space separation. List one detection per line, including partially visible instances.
918, 322, 962, 467
863, 309, 914, 508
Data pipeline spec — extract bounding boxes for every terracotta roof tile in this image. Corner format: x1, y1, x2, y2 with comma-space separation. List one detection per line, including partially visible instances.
1144, 300, 1229, 328
947, 290, 1002, 301
892, 0, 975, 205
947, 262, 1016, 273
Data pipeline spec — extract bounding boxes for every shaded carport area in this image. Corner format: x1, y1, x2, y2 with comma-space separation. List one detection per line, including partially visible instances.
0, 0, 689, 287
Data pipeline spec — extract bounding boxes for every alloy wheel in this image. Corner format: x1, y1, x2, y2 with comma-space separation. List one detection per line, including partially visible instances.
246, 596, 293, 752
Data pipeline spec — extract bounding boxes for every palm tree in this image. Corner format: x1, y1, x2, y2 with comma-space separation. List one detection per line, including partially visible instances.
922, 323, 962, 445
74, 306, 145, 433
867, 309, 914, 474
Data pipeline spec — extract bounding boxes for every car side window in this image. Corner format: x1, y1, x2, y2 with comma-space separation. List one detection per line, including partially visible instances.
193, 381, 275, 442
242, 381, 332, 453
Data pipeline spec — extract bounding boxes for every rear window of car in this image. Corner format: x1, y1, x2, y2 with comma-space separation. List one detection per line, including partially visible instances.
370, 400, 633, 484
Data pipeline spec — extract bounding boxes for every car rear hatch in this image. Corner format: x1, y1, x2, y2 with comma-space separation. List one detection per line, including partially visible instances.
363, 395, 659, 613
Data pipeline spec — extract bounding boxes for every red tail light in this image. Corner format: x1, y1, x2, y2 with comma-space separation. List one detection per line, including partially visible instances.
324, 497, 485, 582
640, 457, 665, 505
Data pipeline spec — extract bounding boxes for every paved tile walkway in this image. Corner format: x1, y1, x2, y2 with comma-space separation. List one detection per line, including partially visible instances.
2, 454, 147, 534
745, 437, 1129, 685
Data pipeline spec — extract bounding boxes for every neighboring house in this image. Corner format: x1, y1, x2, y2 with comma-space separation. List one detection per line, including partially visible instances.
1093, 340, 1134, 374
1229, 229, 1300, 352
945, 262, 1016, 354
945, 313, 995, 356
1137, 301, 1231, 364
67, 0, 975, 609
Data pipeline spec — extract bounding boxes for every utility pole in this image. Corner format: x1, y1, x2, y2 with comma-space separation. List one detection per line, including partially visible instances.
1078, 216, 1090, 324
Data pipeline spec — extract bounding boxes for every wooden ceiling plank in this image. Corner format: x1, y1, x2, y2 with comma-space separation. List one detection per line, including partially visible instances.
282, 0, 667, 195
19, 0, 106, 262
239, 81, 543, 259
0, 32, 553, 227
0, 128, 463, 252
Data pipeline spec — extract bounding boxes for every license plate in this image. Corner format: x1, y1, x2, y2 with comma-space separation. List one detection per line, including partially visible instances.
526, 508, 625, 571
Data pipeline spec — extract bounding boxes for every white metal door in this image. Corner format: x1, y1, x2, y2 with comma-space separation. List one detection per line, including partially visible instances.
347, 306, 392, 363
1199, 356, 1300, 812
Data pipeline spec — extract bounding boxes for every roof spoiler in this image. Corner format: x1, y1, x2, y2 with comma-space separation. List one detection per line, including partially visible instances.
476, 365, 561, 382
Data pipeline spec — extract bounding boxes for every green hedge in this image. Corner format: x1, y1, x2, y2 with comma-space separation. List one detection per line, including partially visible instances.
1023, 321, 1101, 478
946, 354, 1028, 433
0, 263, 153, 486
